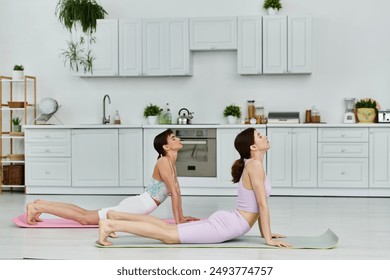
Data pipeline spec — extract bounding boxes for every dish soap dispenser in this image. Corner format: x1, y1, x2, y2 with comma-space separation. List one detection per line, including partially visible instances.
114, 110, 121, 125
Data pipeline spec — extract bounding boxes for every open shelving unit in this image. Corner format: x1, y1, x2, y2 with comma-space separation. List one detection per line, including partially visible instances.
0, 75, 36, 193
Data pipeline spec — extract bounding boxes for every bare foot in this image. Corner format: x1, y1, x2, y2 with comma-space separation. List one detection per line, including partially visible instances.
26, 203, 41, 225
98, 220, 114, 246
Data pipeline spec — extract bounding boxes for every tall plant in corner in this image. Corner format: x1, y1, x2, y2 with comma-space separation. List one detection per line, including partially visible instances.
55, 0, 108, 74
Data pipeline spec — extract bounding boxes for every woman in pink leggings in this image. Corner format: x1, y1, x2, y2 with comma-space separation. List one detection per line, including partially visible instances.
98, 128, 291, 248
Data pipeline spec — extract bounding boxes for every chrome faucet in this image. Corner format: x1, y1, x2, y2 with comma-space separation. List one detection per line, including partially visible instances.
103, 94, 111, 124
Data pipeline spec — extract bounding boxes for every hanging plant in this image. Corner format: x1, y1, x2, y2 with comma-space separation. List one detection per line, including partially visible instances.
55, 0, 108, 74
55, 0, 107, 35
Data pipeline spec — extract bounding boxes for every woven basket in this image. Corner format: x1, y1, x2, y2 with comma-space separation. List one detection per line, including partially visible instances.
2, 165, 24, 185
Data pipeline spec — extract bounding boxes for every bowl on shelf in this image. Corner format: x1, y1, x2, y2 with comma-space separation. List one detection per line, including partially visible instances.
7, 101, 27, 108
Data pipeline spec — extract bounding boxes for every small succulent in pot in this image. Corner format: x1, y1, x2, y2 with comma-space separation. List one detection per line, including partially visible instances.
143, 103, 161, 118
12, 117, 22, 132
355, 98, 380, 123
263, 0, 282, 14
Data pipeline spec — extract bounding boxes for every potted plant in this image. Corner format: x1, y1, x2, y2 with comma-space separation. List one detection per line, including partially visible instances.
143, 103, 161, 125
223, 104, 242, 124
355, 98, 379, 123
12, 117, 22, 132
12, 65, 24, 80
263, 0, 282, 15
55, 0, 108, 74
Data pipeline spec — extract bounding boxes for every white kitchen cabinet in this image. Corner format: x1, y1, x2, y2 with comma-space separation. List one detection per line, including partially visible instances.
72, 129, 118, 186
77, 19, 119, 77
217, 128, 242, 187
369, 128, 390, 188
267, 128, 317, 187
237, 16, 262, 75
119, 19, 143, 76
25, 129, 72, 187
143, 18, 192, 76
217, 127, 266, 187
318, 128, 368, 188
263, 15, 311, 74
119, 129, 143, 187
143, 128, 165, 186
190, 17, 237, 50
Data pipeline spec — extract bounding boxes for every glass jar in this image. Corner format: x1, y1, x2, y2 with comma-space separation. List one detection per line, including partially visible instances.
247, 100, 255, 119
311, 106, 321, 123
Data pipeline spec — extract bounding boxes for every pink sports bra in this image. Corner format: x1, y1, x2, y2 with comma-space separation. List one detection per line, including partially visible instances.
236, 175, 271, 213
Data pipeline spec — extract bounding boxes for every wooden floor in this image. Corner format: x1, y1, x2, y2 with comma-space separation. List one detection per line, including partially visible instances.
0, 191, 389, 260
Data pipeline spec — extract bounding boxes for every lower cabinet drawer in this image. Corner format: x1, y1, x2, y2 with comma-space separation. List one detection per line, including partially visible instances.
26, 158, 71, 186
25, 142, 71, 157
318, 158, 368, 188
318, 143, 368, 157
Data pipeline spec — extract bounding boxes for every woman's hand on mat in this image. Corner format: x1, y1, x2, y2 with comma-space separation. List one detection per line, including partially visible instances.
271, 233, 286, 239
266, 239, 292, 248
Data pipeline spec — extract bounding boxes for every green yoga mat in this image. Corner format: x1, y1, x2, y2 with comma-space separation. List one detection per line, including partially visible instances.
96, 229, 338, 249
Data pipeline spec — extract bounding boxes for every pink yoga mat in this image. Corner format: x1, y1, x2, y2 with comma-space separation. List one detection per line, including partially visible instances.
13, 213, 176, 228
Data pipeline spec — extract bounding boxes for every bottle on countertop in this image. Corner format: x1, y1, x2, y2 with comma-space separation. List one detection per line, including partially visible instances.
158, 108, 165, 124
164, 103, 172, 124
114, 110, 121, 124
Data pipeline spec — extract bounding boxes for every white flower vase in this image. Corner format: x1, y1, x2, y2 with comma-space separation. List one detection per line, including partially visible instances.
147, 115, 158, 125
267, 8, 278, 15
227, 115, 238, 124
12, 70, 24, 80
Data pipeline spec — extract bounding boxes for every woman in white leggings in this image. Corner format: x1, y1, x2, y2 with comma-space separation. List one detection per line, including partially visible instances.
26, 129, 198, 225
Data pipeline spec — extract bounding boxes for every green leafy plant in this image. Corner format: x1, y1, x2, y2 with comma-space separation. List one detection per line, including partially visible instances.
263, 0, 282, 10
13, 65, 24, 71
355, 98, 378, 109
12, 117, 21, 126
143, 103, 161, 118
55, 0, 107, 74
60, 39, 95, 73
55, 0, 107, 34
223, 104, 242, 118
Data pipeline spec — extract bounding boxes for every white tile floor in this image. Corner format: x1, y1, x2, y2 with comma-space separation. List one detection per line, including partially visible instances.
0, 191, 389, 260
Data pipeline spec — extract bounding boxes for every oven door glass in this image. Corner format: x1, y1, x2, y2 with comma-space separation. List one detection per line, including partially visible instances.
176, 139, 216, 177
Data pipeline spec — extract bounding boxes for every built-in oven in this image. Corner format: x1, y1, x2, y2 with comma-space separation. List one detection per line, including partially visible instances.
173, 128, 216, 177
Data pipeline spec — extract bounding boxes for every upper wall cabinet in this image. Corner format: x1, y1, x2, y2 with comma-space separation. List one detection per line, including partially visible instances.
119, 19, 143, 76
77, 19, 119, 77
263, 15, 312, 74
237, 16, 262, 75
190, 17, 237, 50
142, 18, 192, 76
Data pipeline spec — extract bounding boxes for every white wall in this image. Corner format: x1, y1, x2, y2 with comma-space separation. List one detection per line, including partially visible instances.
1, 0, 390, 125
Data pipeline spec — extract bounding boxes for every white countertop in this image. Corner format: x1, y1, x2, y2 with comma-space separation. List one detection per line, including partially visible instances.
23, 123, 390, 129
